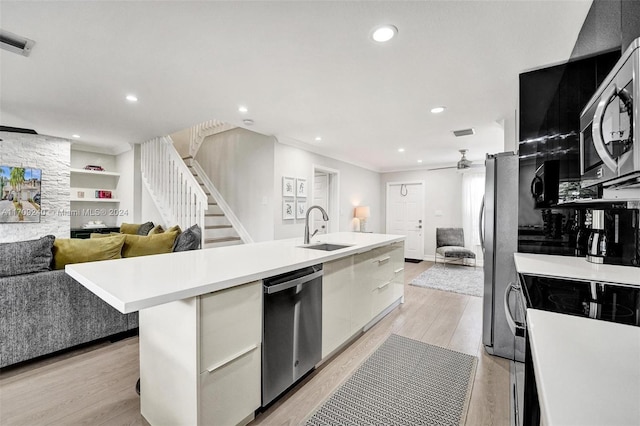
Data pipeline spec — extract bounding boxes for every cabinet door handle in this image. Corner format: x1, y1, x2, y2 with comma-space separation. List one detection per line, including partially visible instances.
376, 256, 391, 264
394, 268, 404, 274
377, 281, 392, 290
205, 344, 258, 373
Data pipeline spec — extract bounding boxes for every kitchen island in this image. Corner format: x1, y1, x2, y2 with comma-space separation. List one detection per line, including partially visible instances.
514, 253, 640, 426
67, 232, 405, 426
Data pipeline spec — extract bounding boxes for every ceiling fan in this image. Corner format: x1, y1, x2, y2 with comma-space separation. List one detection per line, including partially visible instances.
428, 149, 484, 171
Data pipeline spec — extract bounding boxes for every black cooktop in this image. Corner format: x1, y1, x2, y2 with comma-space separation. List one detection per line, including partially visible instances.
519, 274, 640, 327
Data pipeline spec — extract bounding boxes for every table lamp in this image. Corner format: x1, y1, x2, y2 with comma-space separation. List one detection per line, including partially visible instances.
355, 206, 370, 232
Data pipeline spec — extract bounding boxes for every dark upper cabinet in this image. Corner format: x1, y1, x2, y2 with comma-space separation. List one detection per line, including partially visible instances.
622, 0, 640, 52
519, 50, 620, 182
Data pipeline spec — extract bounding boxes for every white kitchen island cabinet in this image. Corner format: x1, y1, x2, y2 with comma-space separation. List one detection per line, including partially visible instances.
140, 281, 261, 426
322, 241, 405, 358
66, 232, 405, 426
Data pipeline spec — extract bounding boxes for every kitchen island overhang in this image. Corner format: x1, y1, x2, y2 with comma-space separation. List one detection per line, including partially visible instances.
66, 232, 405, 314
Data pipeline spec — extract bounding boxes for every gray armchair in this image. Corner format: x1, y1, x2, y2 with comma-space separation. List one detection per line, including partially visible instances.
435, 228, 476, 267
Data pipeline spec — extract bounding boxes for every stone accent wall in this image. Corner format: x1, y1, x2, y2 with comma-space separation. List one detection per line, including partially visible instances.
0, 132, 71, 243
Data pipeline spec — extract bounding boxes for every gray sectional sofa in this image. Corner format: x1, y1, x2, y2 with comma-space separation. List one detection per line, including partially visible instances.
0, 269, 138, 368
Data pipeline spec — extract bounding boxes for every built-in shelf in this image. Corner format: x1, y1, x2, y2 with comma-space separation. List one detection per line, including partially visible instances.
71, 198, 121, 203
70, 167, 120, 177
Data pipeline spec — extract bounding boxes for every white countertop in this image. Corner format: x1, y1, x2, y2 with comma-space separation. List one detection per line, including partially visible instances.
514, 253, 640, 287
66, 232, 404, 314
527, 309, 640, 426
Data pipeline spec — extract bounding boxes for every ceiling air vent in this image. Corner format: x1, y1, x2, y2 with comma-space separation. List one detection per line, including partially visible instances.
0, 29, 35, 57
453, 128, 475, 137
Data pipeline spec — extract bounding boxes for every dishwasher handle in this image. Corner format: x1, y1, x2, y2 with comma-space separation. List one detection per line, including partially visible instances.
264, 269, 323, 294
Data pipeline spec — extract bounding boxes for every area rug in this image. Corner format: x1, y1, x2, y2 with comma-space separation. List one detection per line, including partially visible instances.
305, 334, 477, 426
409, 263, 483, 297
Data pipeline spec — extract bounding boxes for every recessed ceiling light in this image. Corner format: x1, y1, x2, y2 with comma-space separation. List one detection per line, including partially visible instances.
126, 94, 138, 102
72, 134, 80, 138
243, 119, 254, 126
372, 25, 398, 43
398, 148, 405, 153
315, 136, 322, 142
431, 106, 446, 114
238, 106, 248, 113
417, 159, 423, 163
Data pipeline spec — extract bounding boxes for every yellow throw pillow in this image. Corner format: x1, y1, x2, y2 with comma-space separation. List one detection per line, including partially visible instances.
148, 225, 165, 235
53, 235, 125, 270
121, 231, 180, 258
120, 223, 141, 234
167, 225, 182, 235
90, 232, 117, 238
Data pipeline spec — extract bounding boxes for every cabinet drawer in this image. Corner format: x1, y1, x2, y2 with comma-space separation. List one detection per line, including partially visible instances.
200, 281, 261, 374
371, 279, 396, 317
199, 344, 261, 426
370, 250, 395, 290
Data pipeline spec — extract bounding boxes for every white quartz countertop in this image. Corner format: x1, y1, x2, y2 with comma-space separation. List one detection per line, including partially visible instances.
514, 253, 640, 287
527, 309, 640, 426
66, 232, 404, 314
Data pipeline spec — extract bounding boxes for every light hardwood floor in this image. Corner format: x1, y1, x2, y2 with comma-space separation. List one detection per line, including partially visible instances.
0, 261, 510, 425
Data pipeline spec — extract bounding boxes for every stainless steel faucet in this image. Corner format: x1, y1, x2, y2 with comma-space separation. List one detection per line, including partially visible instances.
304, 205, 329, 244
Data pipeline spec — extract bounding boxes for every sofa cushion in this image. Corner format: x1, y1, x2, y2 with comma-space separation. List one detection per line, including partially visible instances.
148, 224, 165, 235
172, 225, 202, 252
136, 221, 155, 236
0, 235, 55, 277
53, 235, 125, 270
436, 246, 476, 259
120, 231, 180, 258
120, 223, 141, 234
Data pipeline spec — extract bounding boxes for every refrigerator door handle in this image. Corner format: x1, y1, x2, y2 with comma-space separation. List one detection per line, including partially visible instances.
504, 282, 525, 337
479, 196, 485, 250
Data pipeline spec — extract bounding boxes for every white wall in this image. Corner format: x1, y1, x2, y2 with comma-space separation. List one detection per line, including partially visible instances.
381, 168, 472, 261
0, 132, 71, 242
274, 141, 381, 240
115, 145, 141, 225
195, 128, 275, 242
70, 150, 117, 171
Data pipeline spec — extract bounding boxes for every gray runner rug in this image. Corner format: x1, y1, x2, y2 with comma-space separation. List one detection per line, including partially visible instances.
305, 334, 477, 426
409, 264, 483, 297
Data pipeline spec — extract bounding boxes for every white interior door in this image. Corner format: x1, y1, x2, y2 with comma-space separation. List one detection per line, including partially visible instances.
386, 182, 424, 260
313, 172, 329, 235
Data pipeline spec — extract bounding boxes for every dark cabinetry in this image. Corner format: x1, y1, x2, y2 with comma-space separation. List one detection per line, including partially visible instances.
70, 227, 120, 239
518, 51, 620, 255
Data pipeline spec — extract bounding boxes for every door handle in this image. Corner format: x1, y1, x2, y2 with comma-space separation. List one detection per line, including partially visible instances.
479, 196, 485, 250
417, 225, 422, 229
504, 282, 525, 337
592, 83, 625, 173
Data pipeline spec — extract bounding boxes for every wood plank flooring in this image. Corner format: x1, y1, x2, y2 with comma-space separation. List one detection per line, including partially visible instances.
0, 261, 509, 425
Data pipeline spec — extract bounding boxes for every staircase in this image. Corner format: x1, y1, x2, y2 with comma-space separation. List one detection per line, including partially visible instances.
141, 135, 251, 249
183, 157, 245, 248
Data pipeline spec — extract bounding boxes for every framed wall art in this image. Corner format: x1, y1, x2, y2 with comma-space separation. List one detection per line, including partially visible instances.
296, 200, 307, 219
296, 178, 307, 198
0, 165, 42, 223
282, 176, 295, 197
283, 199, 295, 220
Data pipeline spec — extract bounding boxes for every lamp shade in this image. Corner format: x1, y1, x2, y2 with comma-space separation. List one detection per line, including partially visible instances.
354, 206, 370, 219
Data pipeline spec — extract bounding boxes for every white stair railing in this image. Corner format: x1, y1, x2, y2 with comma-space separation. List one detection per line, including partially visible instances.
141, 136, 208, 246
189, 120, 236, 158
191, 160, 254, 244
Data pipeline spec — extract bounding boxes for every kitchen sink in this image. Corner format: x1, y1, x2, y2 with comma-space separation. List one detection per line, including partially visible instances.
300, 243, 352, 251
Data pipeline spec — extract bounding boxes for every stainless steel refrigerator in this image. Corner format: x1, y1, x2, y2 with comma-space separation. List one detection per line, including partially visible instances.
481, 152, 524, 361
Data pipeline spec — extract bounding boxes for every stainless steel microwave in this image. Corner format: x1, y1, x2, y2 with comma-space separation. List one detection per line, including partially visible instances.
580, 39, 640, 189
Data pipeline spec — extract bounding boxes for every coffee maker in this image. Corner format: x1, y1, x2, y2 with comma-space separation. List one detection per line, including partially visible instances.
585, 208, 640, 266
586, 210, 607, 264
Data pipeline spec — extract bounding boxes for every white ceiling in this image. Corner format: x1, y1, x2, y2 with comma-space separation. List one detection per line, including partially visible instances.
1, 1, 592, 172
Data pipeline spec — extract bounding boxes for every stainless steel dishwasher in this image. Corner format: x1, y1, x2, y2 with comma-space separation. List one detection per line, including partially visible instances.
262, 264, 323, 407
